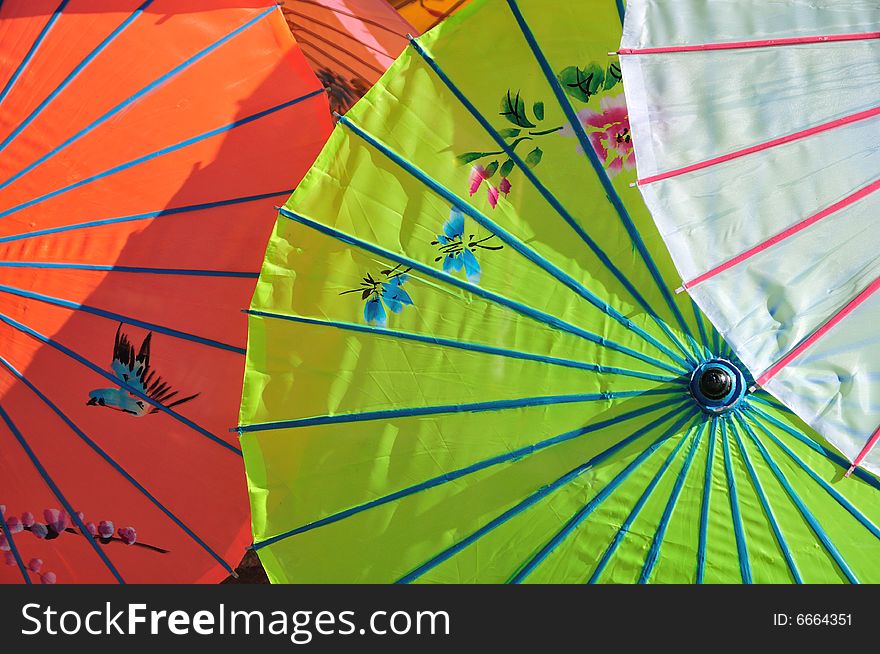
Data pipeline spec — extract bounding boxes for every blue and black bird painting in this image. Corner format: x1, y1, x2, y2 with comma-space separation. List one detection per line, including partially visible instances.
87, 324, 199, 417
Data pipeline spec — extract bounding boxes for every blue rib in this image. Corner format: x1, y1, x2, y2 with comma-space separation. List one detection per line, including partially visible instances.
0, 355, 235, 574
0, 5, 276, 193
721, 418, 752, 583
338, 114, 689, 372
239, 387, 677, 433
0, 311, 241, 456
728, 416, 802, 583
397, 404, 694, 584
615, 0, 625, 24
744, 408, 880, 542
745, 401, 880, 491
0, 283, 244, 354
0, 189, 293, 243
639, 419, 705, 583
504, 0, 703, 359
0, 404, 125, 583
712, 324, 722, 358
510, 410, 697, 584
0, 507, 30, 584
279, 208, 683, 376
246, 309, 681, 384
0, 89, 324, 221
735, 413, 858, 584
0, 190, 292, 245
250, 397, 686, 551
696, 417, 717, 584
0, 2, 153, 155
0, 1, 69, 108
408, 37, 696, 367
0, 261, 257, 277
748, 393, 795, 416
588, 426, 696, 584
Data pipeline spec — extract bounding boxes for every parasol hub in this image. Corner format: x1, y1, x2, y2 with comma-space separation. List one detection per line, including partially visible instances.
689, 359, 747, 414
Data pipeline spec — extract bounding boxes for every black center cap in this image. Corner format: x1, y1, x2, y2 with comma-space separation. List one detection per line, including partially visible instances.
699, 368, 733, 400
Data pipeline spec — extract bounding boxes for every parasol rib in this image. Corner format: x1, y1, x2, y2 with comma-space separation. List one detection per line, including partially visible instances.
695, 417, 718, 583
720, 418, 752, 583
0, 505, 30, 583
618, 32, 880, 56
246, 309, 682, 383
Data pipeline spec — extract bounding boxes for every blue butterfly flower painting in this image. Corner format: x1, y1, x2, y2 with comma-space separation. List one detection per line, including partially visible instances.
340, 264, 413, 327
432, 208, 502, 284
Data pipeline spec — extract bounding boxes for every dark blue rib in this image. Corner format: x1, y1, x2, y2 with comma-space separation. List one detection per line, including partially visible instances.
0, 5, 277, 193
0, 283, 244, 354
398, 404, 694, 584
504, 0, 703, 359
0, 2, 152, 155
744, 408, 880, 542
0, 355, 234, 574
511, 410, 697, 584
0, 261, 257, 277
0, 1, 69, 108
745, 401, 880, 491
0, 89, 324, 221
0, 508, 30, 584
748, 392, 795, 416
0, 404, 125, 583
615, 0, 625, 24
696, 417, 717, 584
246, 309, 681, 383
239, 387, 677, 433
588, 424, 697, 584
712, 324, 722, 358
0, 189, 292, 245
728, 416, 802, 583
734, 413, 858, 584
338, 114, 689, 372
720, 418, 752, 583
408, 37, 696, 367
279, 208, 683, 376
639, 419, 705, 583
250, 397, 685, 550
0, 311, 241, 456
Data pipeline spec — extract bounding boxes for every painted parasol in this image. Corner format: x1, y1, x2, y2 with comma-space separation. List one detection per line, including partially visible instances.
280, 0, 416, 114
391, 0, 471, 34
618, 1, 880, 476
0, 0, 332, 583
239, 0, 880, 583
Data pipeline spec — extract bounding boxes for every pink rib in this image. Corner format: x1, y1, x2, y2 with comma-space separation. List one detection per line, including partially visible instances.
682, 178, 880, 291
756, 277, 880, 387
618, 31, 880, 55
846, 425, 880, 477
640, 105, 880, 186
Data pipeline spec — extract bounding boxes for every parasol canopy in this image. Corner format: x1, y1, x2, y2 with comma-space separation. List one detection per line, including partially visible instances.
0, 0, 332, 583
280, 0, 416, 114
391, 0, 471, 34
239, 0, 880, 583
618, 1, 880, 476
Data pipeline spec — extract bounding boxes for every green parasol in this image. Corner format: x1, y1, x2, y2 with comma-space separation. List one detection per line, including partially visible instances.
236, 0, 880, 583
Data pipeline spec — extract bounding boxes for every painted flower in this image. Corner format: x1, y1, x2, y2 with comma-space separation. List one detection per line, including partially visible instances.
43, 509, 69, 535
433, 209, 503, 284
561, 92, 635, 176
468, 165, 502, 209
118, 527, 137, 546
98, 520, 114, 539
341, 265, 413, 328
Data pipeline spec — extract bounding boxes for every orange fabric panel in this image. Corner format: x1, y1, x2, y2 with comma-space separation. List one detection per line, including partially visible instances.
0, 1, 332, 584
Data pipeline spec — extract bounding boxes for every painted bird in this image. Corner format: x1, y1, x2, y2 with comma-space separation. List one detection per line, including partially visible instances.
87, 324, 199, 417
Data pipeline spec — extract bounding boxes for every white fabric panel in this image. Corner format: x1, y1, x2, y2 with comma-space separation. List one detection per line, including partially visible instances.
764, 292, 880, 471
621, 0, 880, 471
622, 0, 880, 49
